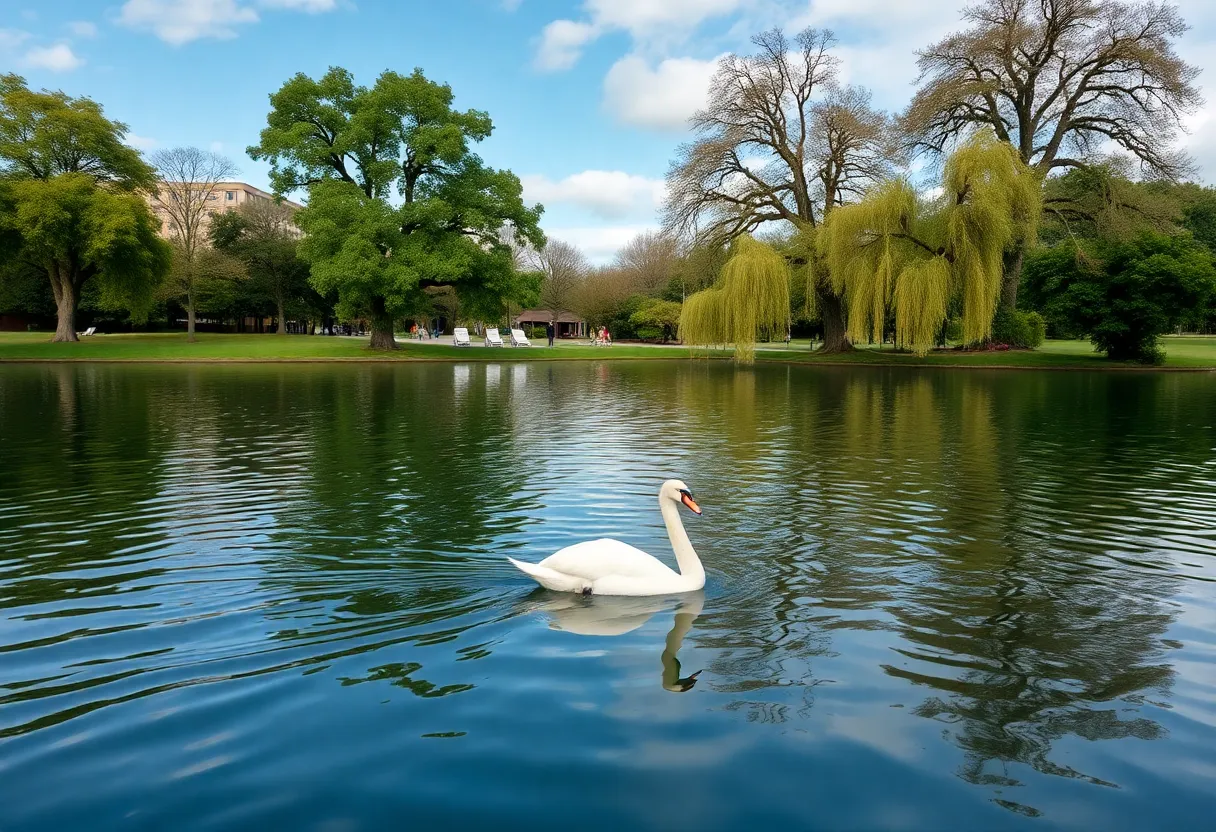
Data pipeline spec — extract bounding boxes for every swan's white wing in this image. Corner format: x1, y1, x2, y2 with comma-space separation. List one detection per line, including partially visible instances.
538, 538, 677, 582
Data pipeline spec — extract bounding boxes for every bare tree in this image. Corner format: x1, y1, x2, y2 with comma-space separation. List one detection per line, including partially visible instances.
526, 239, 588, 319
151, 147, 239, 341
903, 0, 1202, 307
615, 231, 680, 296
664, 28, 897, 352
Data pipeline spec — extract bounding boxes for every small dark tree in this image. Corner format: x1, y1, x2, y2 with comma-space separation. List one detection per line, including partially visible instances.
1027, 234, 1216, 362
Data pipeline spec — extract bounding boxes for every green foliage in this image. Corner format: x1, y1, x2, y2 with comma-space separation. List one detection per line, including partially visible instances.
210, 202, 321, 326
0, 74, 155, 189
820, 132, 1040, 355
629, 298, 682, 342
249, 67, 543, 346
990, 308, 1045, 348
1030, 234, 1216, 363
0, 174, 171, 322
0, 76, 166, 337
679, 236, 789, 363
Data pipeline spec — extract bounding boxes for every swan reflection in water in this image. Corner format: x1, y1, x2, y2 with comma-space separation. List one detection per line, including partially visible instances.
522, 591, 705, 693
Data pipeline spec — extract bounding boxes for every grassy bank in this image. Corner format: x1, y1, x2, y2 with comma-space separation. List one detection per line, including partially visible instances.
1, 331, 1214, 369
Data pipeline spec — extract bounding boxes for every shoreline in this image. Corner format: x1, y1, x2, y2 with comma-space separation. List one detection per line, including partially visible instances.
2, 355, 1212, 372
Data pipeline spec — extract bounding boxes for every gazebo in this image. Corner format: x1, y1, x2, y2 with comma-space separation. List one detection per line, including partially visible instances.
514, 309, 586, 338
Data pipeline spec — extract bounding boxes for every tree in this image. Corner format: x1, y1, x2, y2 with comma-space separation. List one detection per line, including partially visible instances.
524, 238, 586, 318
820, 132, 1040, 355
1027, 233, 1215, 362
150, 147, 240, 341
0, 75, 170, 341
630, 298, 683, 343
903, 0, 1203, 308
615, 231, 679, 295
248, 67, 543, 349
210, 199, 310, 334
664, 29, 897, 352
678, 235, 790, 363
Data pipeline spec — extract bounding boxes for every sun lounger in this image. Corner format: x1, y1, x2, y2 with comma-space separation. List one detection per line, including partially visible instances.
453, 327, 471, 347
484, 327, 505, 347
510, 328, 531, 347
77, 326, 96, 338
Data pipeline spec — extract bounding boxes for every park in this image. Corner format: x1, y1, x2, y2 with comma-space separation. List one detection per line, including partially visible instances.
2, 2, 1216, 831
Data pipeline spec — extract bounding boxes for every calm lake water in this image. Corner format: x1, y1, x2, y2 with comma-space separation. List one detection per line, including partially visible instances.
2, 361, 1215, 830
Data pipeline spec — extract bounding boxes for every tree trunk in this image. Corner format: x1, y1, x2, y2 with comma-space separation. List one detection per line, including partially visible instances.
818, 290, 852, 353
1000, 244, 1025, 311
187, 291, 197, 342
368, 295, 399, 350
52, 277, 80, 343
277, 294, 287, 335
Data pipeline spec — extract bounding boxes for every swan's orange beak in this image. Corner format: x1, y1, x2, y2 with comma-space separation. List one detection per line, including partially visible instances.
680, 491, 702, 515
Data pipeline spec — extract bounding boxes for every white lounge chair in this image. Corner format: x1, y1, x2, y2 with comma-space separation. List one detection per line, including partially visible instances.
510, 328, 531, 347
77, 326, 96, 338
484, 327, 505, 347
453, 327, 471, 347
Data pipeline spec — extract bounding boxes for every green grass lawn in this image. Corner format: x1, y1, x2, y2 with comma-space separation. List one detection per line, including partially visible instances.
1, 330, 1214, 369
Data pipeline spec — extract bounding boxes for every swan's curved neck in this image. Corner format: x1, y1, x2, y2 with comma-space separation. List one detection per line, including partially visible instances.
660, 498, 704, 589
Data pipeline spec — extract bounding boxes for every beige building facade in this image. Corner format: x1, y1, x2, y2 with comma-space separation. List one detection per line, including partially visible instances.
147, 182, 303, 239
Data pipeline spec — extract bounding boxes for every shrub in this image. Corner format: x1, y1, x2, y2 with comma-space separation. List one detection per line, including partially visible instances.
991, 308, 1045, 348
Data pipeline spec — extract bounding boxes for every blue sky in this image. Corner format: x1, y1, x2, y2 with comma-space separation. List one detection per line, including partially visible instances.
4, 0, 1215, 262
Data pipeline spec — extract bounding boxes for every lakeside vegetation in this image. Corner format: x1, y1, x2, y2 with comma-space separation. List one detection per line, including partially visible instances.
2, 2, 1214, 366
3, 331, 1214, 369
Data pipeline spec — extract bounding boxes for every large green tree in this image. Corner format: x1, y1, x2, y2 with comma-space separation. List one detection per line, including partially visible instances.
248, 67, 544, 349
0, 75, 170, 341
903, 0, 1201, 309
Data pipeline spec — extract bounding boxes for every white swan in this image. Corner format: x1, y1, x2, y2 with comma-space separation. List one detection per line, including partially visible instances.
508, 479, 705, 597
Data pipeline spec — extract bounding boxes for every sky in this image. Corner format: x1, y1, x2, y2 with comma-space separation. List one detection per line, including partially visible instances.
3, 0, 1215, 263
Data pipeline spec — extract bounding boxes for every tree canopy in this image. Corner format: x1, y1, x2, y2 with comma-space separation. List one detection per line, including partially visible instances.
679, 235, 790, 363
248, 66, 544, 348
820, 132, 1040, 355
0, 75, 169, 341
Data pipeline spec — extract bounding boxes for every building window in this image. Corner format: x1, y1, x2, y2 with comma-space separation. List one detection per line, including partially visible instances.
226, 191, 235, 201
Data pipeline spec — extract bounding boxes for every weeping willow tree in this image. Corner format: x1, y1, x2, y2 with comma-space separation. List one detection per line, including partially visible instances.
679, 236, 790, 364
820, 132, 1040, 355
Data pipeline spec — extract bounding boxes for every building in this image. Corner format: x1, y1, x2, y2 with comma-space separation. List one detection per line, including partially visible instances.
514, 309, 586, 338
146, 182, 303, 240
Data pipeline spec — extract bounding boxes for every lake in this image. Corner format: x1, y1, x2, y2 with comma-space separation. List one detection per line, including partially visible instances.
2, 361, 1215, 830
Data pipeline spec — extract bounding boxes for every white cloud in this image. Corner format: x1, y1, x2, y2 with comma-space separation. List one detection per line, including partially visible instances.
23, 44, 84, 72
543, 225, 658, 264
210, 141, 226, 153
260, 0, 337, 10
603, 54, 721, 131
522, 170, 666, 220
120, 0, 259, 44
586, 0, 742, 37
535, 20, 599, 71
0, 29, 32, 50
126, 134, 159, 150
67, 21, 98, 38
533, 0, 743, 71
119, 0, 337, 45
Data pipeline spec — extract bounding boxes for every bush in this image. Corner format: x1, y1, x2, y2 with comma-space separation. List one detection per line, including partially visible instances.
991, 308, 1045, 348
944, 316, 963, 343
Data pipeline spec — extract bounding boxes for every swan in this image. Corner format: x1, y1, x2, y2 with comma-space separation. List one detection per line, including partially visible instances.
508, 479, 705, 597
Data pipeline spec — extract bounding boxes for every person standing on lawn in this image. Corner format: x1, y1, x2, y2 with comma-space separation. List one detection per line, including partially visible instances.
547, 320, 555, 348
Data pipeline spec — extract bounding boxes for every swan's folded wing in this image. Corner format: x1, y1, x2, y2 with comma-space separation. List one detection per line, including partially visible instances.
538, 538, 678, 581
